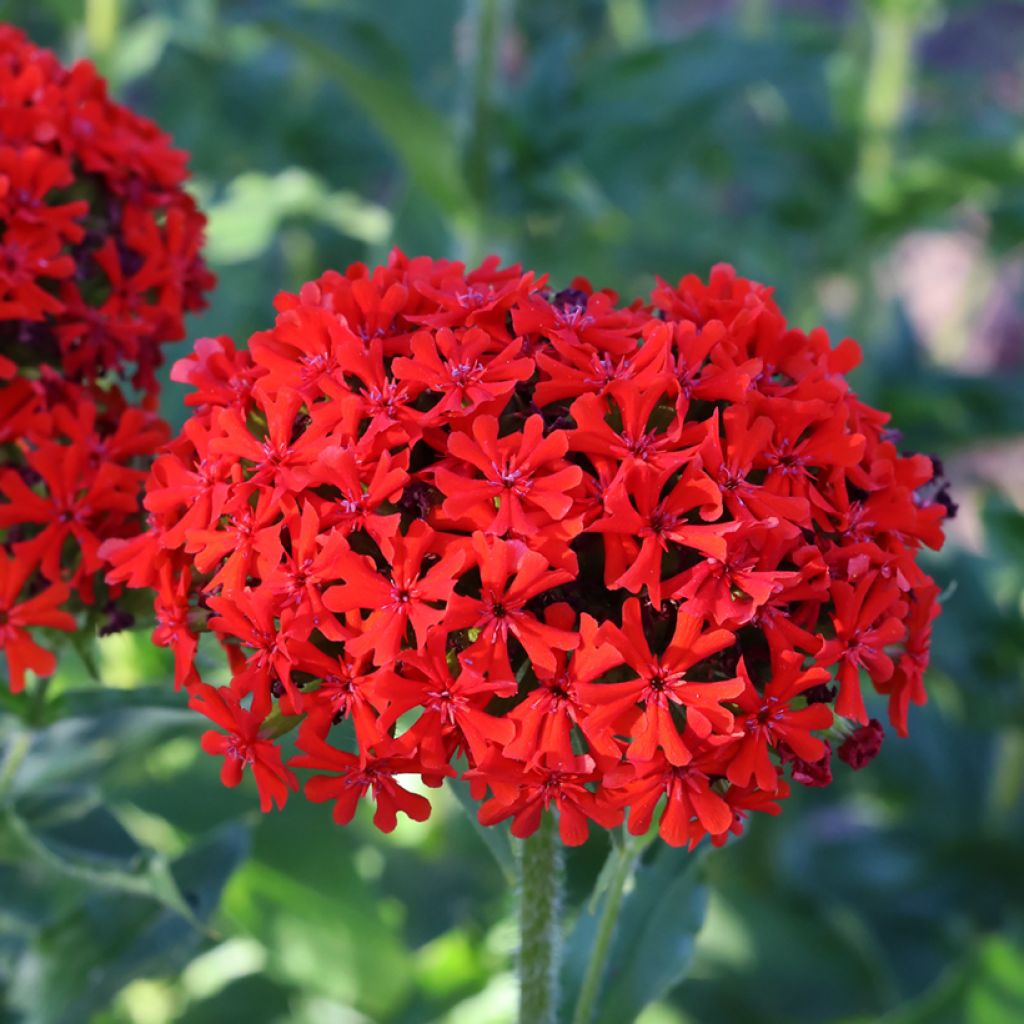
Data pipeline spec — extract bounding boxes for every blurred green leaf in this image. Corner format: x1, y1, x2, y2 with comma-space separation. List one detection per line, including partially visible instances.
222, 859, 414, 1018
4, 825, 248, 1024
260, 18, 476, 225
205, 168, 392, 264
107, 13, 172, 86
850, 936, 1024, 1024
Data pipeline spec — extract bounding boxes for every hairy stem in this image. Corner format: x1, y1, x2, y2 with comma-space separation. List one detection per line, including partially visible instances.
519, 811, 564, 1024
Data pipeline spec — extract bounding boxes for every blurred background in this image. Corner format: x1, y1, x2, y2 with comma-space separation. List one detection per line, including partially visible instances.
2, 1, 1023, 1022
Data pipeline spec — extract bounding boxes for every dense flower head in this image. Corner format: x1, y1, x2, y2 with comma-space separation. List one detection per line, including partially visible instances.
0, 25, 214, 395
0, 27, 208, 695
0, 372, 169, 690
105, 250, 949, 845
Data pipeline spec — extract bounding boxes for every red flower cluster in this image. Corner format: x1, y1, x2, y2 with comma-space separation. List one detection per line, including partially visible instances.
0, 26, 213, 395
105, 251, 948, 846
0, 372, 169, 690
0, 28, 209, 694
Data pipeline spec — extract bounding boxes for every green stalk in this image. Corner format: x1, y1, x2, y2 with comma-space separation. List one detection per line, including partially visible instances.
572, 831, 653, 1024
572, 843, 633, 1024
519, 811, 564, 1024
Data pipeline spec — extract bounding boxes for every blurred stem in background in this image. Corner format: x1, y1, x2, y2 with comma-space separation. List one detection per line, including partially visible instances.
85, 0, 120, 70
606, 0, 650, 49
847, 1, 927, 355
857, 0, 933, 211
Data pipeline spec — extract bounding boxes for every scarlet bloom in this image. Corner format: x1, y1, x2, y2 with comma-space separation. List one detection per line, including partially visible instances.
105, 249, 947, 845
444, 533, 578, 679
816, 573, 906, 724
190, 683, 299, 812
392, 326, 533, 418
504, 610, 621, 767
292, 729, 437, 832
473, 753, 623, 846
725, 652, 834, 792
0, 27, 211, 694
580, 599, 741, 767
0, 26, 213, 393
371, 634, 516, 767
435, 414, 583, 536
324, 522, 466, 664
0, 544, 75, 691
609, 751, 734, 847
588, 462, 729, 607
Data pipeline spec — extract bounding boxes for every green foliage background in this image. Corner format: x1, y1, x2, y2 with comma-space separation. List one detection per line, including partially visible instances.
2, 1, 1023, 1022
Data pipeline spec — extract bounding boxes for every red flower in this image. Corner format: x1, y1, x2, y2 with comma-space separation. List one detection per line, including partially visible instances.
780, 741, 833, 788
372, 634, 516, 766
533, 321, 668, 405
473, 753, 623, 846
445, 533, 578, 679
725, 652, 833, 792
569, 386, 695, 478
699, 407, 810, 527
580, 599, 740, 766
293, 645, 383, 755
435, 414, 583, 536
0, 27, 213, 392
0, 544, 75, 691
0, 438, 139, 582
103, 251, 946, 845
392, 326, 533, 419
206, 587, 323, 717
190, 683, 298, 812
291, 729, 438, 832
323, 522, 466, 664
512, 285, 644, 357
609, 751, 734, 847
588, 462, 730, 607
817, 573, 906, 723
504, 609, 622, 767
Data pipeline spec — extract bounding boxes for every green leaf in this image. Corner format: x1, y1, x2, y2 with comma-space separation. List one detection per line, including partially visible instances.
2, 787, 214, 936
563, 845, 708, 1024
5, 786, 141, 871
205, 169, 392, 265
260, 19, 476, 225
5, 824, 248, 1024
222, 859, 414, 1018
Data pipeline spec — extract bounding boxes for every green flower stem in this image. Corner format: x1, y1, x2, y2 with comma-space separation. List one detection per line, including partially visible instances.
519, 811, 564, 1024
